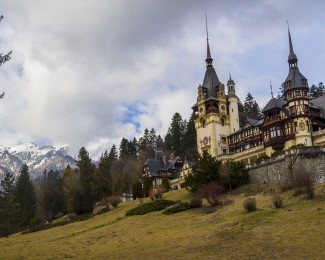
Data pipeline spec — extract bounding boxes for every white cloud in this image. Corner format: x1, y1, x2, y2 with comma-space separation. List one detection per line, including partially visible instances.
0, 0, 324, 159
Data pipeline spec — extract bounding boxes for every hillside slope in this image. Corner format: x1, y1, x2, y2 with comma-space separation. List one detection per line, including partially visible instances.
0, 184, 324, 259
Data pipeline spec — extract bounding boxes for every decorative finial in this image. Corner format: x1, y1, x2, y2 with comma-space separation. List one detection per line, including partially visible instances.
270, 80, 274, 98
205, 13, 213, 66
229, 72, 232, 80
205, 13, 209, 41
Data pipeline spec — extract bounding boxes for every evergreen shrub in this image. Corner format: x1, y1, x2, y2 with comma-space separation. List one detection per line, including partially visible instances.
190, 197, 203, 208
126, 200, 176, 216
243, 198, 257, 212
162, 202, 190, 215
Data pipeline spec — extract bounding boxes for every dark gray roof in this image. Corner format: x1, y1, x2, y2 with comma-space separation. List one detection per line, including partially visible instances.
202, 66, 220, 98
202, 39, 220, 98
285, 28, 307, 89
288, 28, 298, 62
262, 98, 286, 113
310, 95, 325, 110
245, 118, 264, 126
285, 67, 307, 88
144, 156, 182, 178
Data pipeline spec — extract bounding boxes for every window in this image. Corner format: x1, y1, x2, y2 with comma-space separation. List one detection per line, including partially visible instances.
222, 148, 227, 155
295, 90, 301, 97
202, 120, 206, 128
232, 108, 234, 112
221, 118, 225, 126
270, 126, 282, 138
221, 137, 226, 143
288, 92, 292, 98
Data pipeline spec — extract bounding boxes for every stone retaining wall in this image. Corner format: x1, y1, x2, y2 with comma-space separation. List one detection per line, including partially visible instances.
249, 146, 325, 183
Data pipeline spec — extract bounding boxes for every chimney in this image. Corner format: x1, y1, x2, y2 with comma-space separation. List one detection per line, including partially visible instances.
162, 155, 167, 166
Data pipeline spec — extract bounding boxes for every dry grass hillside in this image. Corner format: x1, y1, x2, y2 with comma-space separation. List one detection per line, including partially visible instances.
0, 183, 325, 259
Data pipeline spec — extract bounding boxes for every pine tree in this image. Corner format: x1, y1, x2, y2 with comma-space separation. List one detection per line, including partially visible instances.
138, 128, 151, 158
15, 164, 37, 227
165, 112, 186, 155
182, 114, 198, 161
309, 82, 325, 99
0, 173, 19, 237
156, 135, 165, 151
127, 137, 138, 161
184, 152, 222, 193
121, 170, 131, 194
119, 138, 129, 160
98, 150, 113, 197
240, 93, 261, 122
147, 128, 157, 158
131, 180, 143, 199
108, 144, 118, 161
42, 170, 64, 221
142, 176, 152, 197
77, 147, 95, 213
62, 165, 80, 213
91, 168, 105, 202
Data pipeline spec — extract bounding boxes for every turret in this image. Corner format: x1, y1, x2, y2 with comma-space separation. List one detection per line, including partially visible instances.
283, 26, 311, 147
227, 74, 240, 133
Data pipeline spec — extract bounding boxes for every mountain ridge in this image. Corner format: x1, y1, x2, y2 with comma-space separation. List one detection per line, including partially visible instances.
0, 142, 77, 180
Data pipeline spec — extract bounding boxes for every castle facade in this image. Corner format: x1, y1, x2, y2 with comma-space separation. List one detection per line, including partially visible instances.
192, 28, 325, 165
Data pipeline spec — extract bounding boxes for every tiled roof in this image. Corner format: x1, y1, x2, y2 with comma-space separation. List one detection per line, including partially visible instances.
262, 98, 286, 112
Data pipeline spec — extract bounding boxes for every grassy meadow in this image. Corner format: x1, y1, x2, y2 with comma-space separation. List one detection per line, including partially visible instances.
0, 183, 324, 259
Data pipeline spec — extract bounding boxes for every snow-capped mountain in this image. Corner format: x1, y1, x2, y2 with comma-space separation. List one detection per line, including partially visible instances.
0, 142, 77, 179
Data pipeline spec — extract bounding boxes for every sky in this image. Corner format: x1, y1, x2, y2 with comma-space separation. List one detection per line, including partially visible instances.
0, 0, 324, 159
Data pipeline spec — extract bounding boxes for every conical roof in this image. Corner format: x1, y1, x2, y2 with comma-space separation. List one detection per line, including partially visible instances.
284, 27, 307, 89
202, 39, 220, 97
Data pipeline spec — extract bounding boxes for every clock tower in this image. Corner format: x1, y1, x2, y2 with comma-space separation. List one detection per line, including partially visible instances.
192, 36, 239, 158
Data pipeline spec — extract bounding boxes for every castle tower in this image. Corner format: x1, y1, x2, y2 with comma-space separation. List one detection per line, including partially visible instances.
227, 74, 240, 134
282, 27, 312, 146
192, 35, 232, 158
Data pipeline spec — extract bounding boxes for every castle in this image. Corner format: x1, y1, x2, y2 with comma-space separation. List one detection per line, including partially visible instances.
192, 28, 325, 166
143, 27, 325, 190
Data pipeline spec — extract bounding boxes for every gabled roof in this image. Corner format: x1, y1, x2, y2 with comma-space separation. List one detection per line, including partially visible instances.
245, 118, 264, 127
144, 156, 182, 178
262, 98, 286, 113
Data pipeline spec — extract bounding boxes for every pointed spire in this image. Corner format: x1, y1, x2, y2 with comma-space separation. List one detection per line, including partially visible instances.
270, 80, 274, 98
287, 22, 298, 67
205, 14, 213, 67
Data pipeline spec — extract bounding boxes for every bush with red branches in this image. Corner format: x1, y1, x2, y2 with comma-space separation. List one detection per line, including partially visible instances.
195, 182, 224, 206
